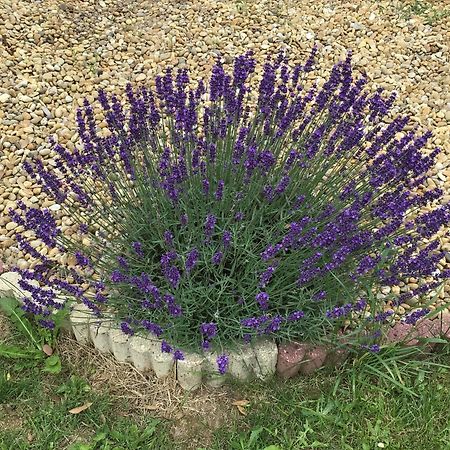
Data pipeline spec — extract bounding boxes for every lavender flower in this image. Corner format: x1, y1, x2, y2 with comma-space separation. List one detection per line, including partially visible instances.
174, 349, 184, 360
132, 241, 144, 258
212, 251, 223, 265
13, 49, 450, 361
216, 353, 229, 375
259, 266, 276, 287
161, 340, 172, 353
164, 230, 174, 247
120, 321, 134, 336
117, 256, 128, 270
180, 213, 188, 226
255, 292, 270, 310
204, 213, 217, 240
110, 270, 126, 283
313, 291, 326, 301
264, 315, 284, 334
142, 320, 163, 337
202, 178, 210, 195
403, 308, 430, 325
222, 230, 232, 248
38, 319, 55, 329
79, 223, 88, 234
287, 311, 305, 321
200, 322, 217, 339
215, 180, 224, 201
185, 248, 200, 273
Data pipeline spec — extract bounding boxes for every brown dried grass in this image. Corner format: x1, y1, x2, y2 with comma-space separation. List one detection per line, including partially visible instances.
57, 333, 241, 447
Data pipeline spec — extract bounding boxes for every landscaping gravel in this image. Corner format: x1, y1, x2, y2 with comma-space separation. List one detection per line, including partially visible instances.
0, 0, 449, 307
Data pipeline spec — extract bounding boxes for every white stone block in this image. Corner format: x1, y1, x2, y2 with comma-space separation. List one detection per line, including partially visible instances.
90, 320, 111, 353
69, 303, 92, 344
250, 339, 278, 380
176, 353, 204, 391
129, 335, 153, 372
0, 271, 21, 297
152, 350, 174, 378
228, 345, 256, 381
109, 328, 130, 363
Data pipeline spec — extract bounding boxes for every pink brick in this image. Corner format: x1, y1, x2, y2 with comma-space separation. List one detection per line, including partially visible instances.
298, 345, 328, 375
276, 342, 308, 379
433, 313, 450, 338
385, 322, 417, 345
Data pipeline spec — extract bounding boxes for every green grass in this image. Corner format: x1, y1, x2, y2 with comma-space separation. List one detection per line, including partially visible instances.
0, 358, 171, 450
211, 346, 450, 450
397, 0, 450, 25
2, 311, 450, 449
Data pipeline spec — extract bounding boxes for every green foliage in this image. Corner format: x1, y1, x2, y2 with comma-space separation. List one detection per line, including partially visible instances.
399, 0, 450, 25
213, 344, 450, 449
0, 296, 66, 374
67, 418, 164, 450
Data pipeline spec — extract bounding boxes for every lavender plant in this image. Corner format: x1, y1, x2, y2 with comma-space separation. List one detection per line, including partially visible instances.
9, 48, 450, 368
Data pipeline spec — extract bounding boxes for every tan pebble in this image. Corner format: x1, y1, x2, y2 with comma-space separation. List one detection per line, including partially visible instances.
392, 286, 401, 295
16, 259, 29, 270
1, 239, 14, 249
82, 238, 91, 246
6, 222, 17, 231
48, 247, 60, 257
49, 204, 61, 212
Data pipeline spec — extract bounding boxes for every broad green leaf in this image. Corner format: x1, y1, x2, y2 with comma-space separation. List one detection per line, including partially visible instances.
43, 354, 62, 374
0, 297, 41, 348
0, 343, 43, 360
248, 426, 263, 446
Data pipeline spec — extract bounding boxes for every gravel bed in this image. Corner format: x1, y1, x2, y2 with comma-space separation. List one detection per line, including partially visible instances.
0, 0, 449, 308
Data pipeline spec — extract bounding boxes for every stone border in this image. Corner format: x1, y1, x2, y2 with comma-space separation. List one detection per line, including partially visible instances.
2, 272, 450, 391
68, 303, 450, 390
69, 303, 279, 390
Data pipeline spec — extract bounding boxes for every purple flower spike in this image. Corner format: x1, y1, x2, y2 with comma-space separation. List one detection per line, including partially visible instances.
313, 291, 326, 301
180, 213, 188, 226
161, 340, 172, 353
204, 214, 217, 240
223, 230, 232, 248
120, 321, 134, 336
168, 302, 183, 317
212, 251, 223, 265
215, 180, 224, 201
132, 241, 144, 258
174, 349, 184, 360
200, 322, 217, 339
110, 269, 126, 283
216, 353, 229, 375
362, 344, 381, 353
287, 311, 305, 321
255, 292, 270, 310
75, 251, 91, 267
38, 319, 55, 329
403, 308, 430, 325
202, 179, 210, 195
117, 256, 128, 270
185, 248, 199, 273
164, 230, 174, 247
79, 223, 88, 234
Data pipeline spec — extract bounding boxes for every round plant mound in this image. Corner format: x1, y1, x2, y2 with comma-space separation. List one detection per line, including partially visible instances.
9, 48, 450, 370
